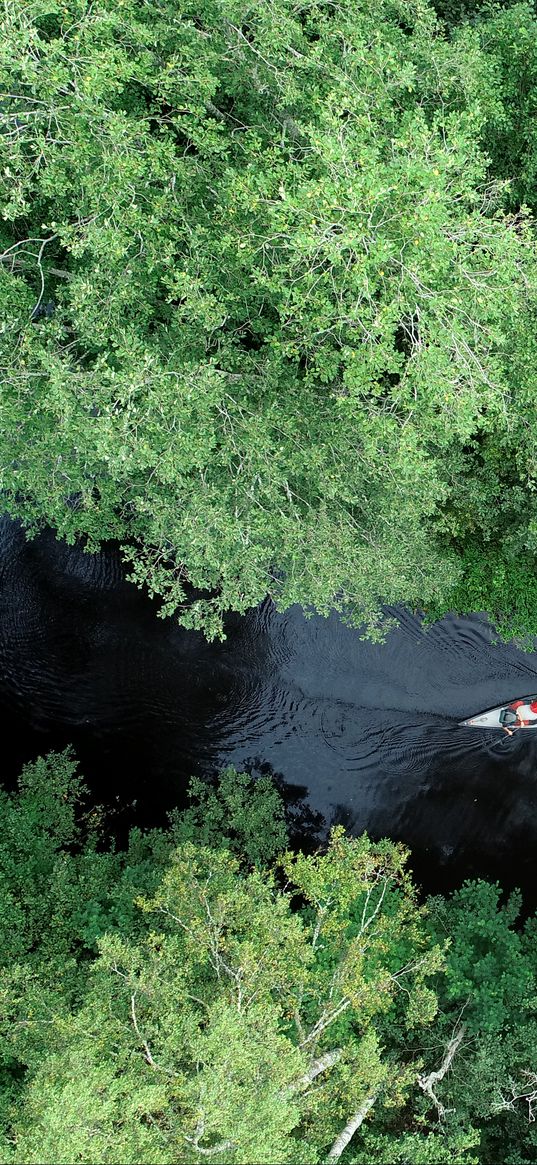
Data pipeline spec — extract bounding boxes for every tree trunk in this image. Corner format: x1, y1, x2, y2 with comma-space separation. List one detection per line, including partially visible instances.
327, 1090, 380, 1161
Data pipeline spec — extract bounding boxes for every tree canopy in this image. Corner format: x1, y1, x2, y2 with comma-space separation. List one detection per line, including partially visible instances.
1, 751, 537, 1163
4, 4, 537, 1158
3, 0, 537, 636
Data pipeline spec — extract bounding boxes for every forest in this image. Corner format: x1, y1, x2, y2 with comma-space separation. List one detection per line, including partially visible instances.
4, 0, 537, 639
3, 0, 537, 1160
2, 751, 537, 1165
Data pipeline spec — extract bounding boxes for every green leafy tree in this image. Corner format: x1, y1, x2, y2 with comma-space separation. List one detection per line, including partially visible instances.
4, 831, 444, 1163
5, 750, 537, 1161
418, 882, 537, 1165
469, 2, 537, 212
0, 751, 446, 1164
421, 2, 537, 636
169, 767, 288, 866
1, 0, 537, 636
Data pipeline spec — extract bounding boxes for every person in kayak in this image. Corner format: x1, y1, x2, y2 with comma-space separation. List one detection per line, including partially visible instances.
502, 697, 537, 735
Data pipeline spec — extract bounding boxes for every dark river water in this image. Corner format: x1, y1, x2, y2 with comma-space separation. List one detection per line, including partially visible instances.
2, 515, 537, 900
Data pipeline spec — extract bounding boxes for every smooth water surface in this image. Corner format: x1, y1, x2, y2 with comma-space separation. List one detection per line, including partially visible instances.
2, 515, 537, 897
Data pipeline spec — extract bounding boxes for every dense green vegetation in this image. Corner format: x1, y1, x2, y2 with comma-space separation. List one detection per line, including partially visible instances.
0, 750, 536, 1164
4, 1, 537, 1160
3, 0, 537, 636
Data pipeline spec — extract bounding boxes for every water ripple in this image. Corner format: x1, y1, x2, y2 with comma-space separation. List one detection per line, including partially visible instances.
3, 516, 537, 898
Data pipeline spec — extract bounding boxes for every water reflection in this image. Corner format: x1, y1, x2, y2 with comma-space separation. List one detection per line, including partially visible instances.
1, 516, 537, 899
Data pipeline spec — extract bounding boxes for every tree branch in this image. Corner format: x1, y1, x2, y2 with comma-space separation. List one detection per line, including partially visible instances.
130, 992, 175, 1077
185, 1117, 235, 1157
297, 1047, 342, 1089
418, 1025, 466, 1120
300, 996, 351, 1048
327, 1089, 380, 1161
493, 1070, 537, 1122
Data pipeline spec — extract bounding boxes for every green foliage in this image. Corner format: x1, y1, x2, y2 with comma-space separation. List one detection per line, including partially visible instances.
3, 822, 441, 1162
0, 750, 85, 965
1, 0, 537, 636
427, 881, 535, 1033
169, 767, 288, 866
426, 545, 537, 643
431, 0, 520, 31
6, 751, 537, 1161
473, 3, 537, 212
350, 1126, 481, 1164
420, 882, 537, 1164
0, 750, 176, 1104
0, 752, 447, 1164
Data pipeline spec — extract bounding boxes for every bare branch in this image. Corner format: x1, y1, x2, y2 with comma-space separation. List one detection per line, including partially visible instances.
493, 1071, 537, 1122
130, 992, 175, 1077
418, 1025, 466, 1120
186, 1138, 235, 1158
358, 877, 388, 939
327, 1089, 380, 1161
295, 1047, 342, 1090
300, 996, 351, 1049
293, 1006, 305, 1044
49, 266, 72, 280
311, 904, 328, 949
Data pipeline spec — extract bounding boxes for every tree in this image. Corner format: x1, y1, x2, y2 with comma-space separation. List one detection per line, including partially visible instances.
169, 767, 288, 866
0, 752, 446, 1163
419, 881, 537, 1165
5, 750, 537, 1160
1, 0, 536, 637
4, 830, 445, 1164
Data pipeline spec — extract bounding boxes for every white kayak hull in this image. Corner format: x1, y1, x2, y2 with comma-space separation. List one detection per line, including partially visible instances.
460, 696, 537, 729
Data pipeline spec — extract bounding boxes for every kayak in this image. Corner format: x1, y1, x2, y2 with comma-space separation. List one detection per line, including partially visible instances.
460, 695, 537, 729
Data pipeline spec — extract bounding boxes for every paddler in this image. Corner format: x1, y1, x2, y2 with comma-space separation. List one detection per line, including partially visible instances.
502, 697, 537, 735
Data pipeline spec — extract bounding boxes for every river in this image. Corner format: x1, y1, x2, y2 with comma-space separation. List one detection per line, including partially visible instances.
2, 515, 537, 900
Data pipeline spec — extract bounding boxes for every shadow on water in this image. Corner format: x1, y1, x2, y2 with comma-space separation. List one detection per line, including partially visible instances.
2, 516, 537, 901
